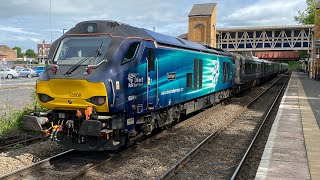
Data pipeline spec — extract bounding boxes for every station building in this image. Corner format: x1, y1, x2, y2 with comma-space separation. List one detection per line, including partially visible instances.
311, 1, 320, 79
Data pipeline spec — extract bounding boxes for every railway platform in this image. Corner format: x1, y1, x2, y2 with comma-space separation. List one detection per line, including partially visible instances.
255, 72, 320, 179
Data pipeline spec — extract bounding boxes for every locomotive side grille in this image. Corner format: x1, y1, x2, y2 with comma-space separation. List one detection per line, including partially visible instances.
194, 59, 198, 90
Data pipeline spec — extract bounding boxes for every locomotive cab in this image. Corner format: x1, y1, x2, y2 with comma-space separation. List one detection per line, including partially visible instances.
23, 21, 159, 150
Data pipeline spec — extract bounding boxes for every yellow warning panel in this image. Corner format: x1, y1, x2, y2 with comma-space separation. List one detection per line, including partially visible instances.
116, 81, 120, 90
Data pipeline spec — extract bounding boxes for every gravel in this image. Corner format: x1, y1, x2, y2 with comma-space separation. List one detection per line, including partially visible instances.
236, 77, 286, 179
0, 140, 69, 175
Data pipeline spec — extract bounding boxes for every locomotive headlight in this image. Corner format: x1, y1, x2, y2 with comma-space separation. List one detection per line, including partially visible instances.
87, 25, 94, 33
97, 97, 105, 105
51, 66, 58, 74
86, 96, 106, 106
38, 93, 54, 103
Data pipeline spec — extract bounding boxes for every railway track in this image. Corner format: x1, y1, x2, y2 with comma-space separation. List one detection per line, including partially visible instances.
0, 135, 44, 152
157, 75, 289, 180
0, 149, 113, 180
229, 76, 288, 179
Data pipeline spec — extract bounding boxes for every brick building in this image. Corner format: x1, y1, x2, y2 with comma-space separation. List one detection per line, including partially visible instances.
178, 3, 217, 48
311, 1, 320, 79
37, 40, 51, 64
0, 45, 17, 61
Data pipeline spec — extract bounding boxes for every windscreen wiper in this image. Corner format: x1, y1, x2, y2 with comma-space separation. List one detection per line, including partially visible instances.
64, 42, 103, 75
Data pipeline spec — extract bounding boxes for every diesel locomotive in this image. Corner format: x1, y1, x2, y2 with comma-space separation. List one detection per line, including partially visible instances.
23, 20, 288, 151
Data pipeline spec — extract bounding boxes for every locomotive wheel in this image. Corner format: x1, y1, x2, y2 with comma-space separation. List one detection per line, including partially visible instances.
87, 136, 99, 150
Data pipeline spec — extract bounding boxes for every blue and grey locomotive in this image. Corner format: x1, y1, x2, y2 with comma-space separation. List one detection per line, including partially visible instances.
22, 20, 286, 151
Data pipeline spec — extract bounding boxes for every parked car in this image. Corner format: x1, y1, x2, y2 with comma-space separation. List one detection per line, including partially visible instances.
34, 66, 46, 76
19, 68, 38, 78
14, 66, 24, 72
0, 68, 20, 79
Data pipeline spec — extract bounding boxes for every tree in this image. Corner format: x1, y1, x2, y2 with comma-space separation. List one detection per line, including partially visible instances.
13, 46, 24, 58
294, 0, 316, 24
25, 49, 37, 59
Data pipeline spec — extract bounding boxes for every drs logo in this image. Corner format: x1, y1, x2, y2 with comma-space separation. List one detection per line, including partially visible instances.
69, 92, 81, 98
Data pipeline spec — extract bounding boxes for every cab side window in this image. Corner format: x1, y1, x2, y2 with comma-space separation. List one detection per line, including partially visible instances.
122, 42, 140, 65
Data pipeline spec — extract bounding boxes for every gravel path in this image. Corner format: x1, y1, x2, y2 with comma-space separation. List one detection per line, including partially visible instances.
77, 78, 280, 180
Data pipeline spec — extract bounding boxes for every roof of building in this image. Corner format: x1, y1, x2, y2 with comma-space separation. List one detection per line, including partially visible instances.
188, 3, 216, 17
0, 45, 7, 55
177, 33, 188, 40
217, 24, 314, 31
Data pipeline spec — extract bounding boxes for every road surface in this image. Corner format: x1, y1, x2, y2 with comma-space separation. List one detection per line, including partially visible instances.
0, 77, 37, 116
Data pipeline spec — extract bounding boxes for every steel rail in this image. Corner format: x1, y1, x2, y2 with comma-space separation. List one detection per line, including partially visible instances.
0, 149, 74, 180
230, 75, 289, 180
0, 136, 44, 152
68, 145, 137, 180
157, 75, 287, 180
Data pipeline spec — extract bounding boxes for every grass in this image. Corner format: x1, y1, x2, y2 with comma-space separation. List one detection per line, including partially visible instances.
0, 107, 33, 137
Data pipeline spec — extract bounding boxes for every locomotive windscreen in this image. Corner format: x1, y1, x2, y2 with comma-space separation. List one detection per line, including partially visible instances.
54, 36, 111, 65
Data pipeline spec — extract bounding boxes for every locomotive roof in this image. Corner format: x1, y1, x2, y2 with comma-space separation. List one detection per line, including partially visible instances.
68, 20, 153, 39
144, 29, 230, 56
66, 20, 230, 57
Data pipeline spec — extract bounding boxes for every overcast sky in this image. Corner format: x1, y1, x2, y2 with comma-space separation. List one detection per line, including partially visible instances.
0, 0, 307, 51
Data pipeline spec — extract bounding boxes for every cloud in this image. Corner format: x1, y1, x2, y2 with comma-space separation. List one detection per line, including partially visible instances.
221, 0, 306, 26
5, 36, 41, 43
0, 25, 40, 35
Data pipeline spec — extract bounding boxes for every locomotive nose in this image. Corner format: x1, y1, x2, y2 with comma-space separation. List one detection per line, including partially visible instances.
36, 79, 109, 112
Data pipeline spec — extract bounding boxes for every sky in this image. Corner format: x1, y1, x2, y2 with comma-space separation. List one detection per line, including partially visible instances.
0, 0, 308, 52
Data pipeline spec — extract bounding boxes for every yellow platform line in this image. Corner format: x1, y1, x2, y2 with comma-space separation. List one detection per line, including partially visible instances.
297, 77, 320, 179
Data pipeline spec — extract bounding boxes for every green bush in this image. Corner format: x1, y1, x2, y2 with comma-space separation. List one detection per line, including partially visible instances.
287, 61, 302, 71
278, 61, 302, 71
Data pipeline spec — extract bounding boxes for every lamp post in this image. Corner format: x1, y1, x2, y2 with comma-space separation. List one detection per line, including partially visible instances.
14, 49, 17, 59
50, 0, 52, 44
